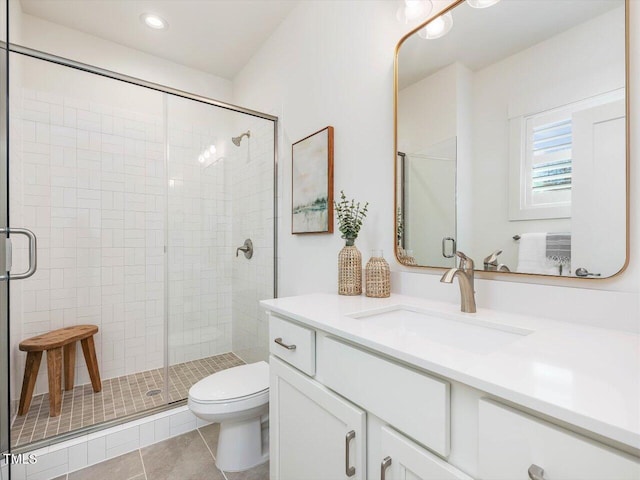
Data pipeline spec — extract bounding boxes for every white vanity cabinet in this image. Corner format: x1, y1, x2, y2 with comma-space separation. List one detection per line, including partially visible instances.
267, 309, 640, 480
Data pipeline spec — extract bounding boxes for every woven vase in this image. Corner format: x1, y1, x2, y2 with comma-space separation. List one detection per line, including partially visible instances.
338, 241, 362, 296
398, 247, 417, 266
365, 251, 391, 298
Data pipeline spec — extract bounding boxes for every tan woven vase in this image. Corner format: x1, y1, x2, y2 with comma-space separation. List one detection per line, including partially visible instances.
365, 251, 390, 298
338, 243, 362, 296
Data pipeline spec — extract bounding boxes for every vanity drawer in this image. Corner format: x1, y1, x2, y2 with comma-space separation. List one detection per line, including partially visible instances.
318, 336, 450, 457
269, 314, 316, 376
478, 399, 640, 480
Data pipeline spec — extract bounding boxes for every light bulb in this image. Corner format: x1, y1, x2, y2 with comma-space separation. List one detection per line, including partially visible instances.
426, 17, 444, 35
396, 0, 432, 24
418, 12, 453, 39
198, 155, 205, 164
467, 0, 500, 8
209, 145, 217, 154
204, 150, 211, 159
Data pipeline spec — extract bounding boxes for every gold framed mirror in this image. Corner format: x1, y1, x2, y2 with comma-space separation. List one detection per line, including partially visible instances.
394, 0, 629, 279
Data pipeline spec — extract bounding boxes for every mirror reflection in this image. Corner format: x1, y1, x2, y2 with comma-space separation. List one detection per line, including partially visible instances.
396, 0, 627, 278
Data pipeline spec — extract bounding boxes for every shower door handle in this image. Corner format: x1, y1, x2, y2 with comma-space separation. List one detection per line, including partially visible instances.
442, 237, 456, 258
0, 227, 38, 281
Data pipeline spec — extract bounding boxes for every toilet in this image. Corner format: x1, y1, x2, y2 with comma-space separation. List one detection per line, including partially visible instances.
188, 361, 269, 472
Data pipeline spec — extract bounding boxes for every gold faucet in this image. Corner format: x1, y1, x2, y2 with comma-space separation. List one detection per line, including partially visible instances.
440, 251, 476, 313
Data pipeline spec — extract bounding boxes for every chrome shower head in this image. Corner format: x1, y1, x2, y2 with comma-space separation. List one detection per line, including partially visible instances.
232, 130, 250, 146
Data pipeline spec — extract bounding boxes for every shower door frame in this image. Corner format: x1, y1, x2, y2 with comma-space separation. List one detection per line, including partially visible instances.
1, 44, 9, 458
3, 43, 279, 454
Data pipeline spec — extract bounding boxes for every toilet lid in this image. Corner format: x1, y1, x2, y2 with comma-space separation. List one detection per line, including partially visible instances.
189, 360, 269, 403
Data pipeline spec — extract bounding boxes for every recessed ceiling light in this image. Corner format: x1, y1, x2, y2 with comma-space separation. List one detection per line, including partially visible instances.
140, 13, 168, 30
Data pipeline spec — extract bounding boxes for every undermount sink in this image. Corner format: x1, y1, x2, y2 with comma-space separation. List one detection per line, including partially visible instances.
347, 305, 533, 354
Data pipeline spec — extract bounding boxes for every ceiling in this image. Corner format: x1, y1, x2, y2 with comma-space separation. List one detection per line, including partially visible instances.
398, 0, 623, 89
19, 0, 299, 80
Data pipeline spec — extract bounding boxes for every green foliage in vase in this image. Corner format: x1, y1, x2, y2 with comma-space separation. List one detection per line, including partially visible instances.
334, 191, 369, 242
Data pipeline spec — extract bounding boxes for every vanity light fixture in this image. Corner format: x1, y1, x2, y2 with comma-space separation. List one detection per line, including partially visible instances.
140, 13, 168, 30
466, 0, 501, 9
396, 0, 433, 24
418, 12, 453, 40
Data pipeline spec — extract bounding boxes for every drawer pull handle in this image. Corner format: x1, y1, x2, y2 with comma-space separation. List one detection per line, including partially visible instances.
528, 464, 545, 480
380, 456, 392, 480
274, 337, 296, 350
345, 430, 356, 477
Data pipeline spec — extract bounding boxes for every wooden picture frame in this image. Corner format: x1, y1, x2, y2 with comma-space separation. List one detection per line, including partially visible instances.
291, 126, 334, 234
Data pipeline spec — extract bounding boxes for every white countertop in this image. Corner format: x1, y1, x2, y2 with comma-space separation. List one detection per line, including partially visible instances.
261, 293, 640, 451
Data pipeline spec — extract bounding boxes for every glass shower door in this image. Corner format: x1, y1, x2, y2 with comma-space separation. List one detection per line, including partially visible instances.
6, 53, 169, 450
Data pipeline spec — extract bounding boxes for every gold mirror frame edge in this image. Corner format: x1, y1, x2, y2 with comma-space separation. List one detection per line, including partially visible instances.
392, 0, 631, 281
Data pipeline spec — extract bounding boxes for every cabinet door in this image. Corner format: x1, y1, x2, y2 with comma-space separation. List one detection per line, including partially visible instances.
380, 426, 473, 480
270, 356, 366, 480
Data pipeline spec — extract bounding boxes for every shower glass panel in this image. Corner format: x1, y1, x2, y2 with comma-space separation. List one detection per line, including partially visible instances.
165, 96, 275, 398
4, 50, 277, 457
7, 53, 167, 447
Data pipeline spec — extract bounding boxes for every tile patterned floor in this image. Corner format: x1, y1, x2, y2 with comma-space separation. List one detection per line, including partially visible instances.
11, 352, 244, 447
53, 423, 269, 480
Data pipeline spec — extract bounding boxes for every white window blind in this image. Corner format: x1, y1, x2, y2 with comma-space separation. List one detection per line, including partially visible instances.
531, 118, 572, 193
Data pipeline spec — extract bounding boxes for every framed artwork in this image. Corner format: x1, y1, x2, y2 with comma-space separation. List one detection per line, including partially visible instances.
291, 126, 334, 234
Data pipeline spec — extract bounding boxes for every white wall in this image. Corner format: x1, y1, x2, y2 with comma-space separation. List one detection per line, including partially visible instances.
398, 63, 458, 154
234, 0, 640, 333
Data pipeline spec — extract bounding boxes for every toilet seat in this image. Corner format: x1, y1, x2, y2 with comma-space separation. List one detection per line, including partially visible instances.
188, 361, 269, 413
188, 388, 269, 413
189, 387, 268, 405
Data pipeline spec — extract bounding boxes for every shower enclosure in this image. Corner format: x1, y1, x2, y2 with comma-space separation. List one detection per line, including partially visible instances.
0, 29, 277, 468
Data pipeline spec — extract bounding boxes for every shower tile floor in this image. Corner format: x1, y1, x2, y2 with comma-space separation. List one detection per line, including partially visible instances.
11, 352, 244, 447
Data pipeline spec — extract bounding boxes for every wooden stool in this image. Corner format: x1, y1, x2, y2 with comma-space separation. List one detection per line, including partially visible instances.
18, 325, 101, 417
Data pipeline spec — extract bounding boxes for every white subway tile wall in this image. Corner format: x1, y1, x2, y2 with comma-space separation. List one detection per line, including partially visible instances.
10, 86, 168, 404
231, 118, 275, 363
166, 111, 233, 364
9, 87, 276, 405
